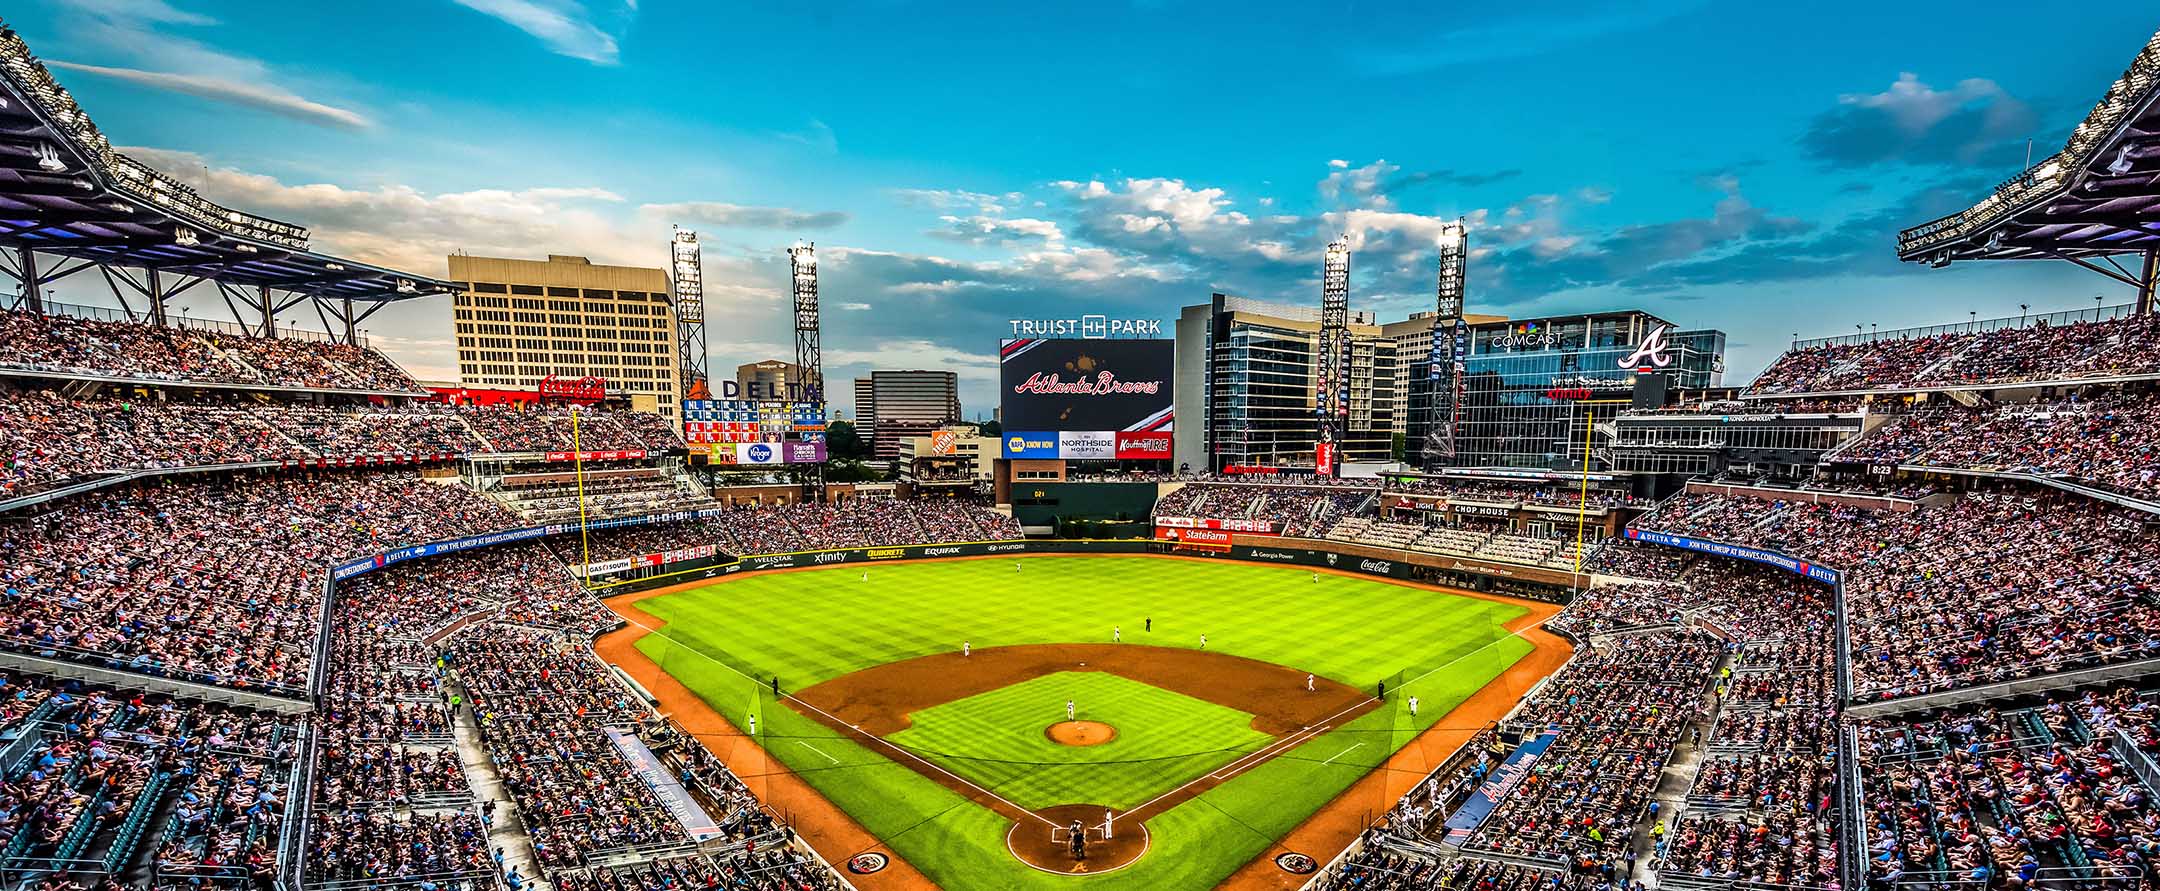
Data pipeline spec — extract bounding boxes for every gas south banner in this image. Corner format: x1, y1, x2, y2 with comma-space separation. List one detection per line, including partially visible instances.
999, 338, 1172, 458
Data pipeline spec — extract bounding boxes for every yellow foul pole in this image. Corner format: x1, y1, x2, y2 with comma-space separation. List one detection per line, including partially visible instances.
573, 405, 591, 581
1573, 404, 1593, 582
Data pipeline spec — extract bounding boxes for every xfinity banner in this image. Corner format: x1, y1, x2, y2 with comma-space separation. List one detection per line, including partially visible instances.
1000, 338, 1173, 436
1624, 528, 1842, 585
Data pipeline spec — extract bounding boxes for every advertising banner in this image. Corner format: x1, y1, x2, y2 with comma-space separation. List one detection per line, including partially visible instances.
1114, 431, 1173, 460
999, 338, 1173, 435
543, 449, 648, 462
1155, 526, 1232, 549
1154, 516, 1279, 534
1058, 430, 1117, 459
1442, 731, 1559, 844
603, 727, 722, 839
1624, 528, 1841, 585
735, 442, 786, 465
1002, 432, 1060, 459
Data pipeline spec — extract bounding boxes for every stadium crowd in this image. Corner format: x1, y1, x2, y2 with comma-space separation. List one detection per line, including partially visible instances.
1630, 490, 2160, 700
0, 308, 420, 392
1746, 312, 2160, 396
1152, 483, 1374, 536
1837, 392, 2160, 501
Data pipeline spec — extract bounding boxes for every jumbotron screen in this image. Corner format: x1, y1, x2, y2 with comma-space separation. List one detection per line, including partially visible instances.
999, 338, 1173, 459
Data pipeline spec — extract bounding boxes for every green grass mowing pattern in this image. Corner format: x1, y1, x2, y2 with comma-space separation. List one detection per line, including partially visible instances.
886, 671, 1272, 811
631, 557, 1534, 889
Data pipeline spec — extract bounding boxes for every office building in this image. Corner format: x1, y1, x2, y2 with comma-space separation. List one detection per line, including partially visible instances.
736, 359, 807, 402
1172, 293, 1400, 471
1439, 311, 1725, 470
448, 254, 682, 418
856, 370, 960, 460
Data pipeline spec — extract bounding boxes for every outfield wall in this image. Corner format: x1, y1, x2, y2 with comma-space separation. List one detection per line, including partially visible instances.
587, 535, 1590, 602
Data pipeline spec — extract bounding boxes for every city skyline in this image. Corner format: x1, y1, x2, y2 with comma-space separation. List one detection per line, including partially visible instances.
9, 0, 2157, 416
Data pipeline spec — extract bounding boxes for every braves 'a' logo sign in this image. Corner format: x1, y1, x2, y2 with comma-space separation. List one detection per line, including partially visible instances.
1619, 324, 1674, 370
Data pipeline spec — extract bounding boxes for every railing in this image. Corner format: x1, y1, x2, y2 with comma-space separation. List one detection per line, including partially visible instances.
1792, 302, 2135, 350
28, 298, 370, 346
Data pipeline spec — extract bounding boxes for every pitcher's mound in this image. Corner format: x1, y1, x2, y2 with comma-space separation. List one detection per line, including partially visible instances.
1045, 720, 1117, 747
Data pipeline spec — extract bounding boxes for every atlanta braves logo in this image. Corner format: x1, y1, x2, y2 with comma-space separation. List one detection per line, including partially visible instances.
1618, 323, 1675, 370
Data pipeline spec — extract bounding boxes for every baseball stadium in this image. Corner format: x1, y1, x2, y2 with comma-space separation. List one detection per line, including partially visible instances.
6, 8, 2160, 891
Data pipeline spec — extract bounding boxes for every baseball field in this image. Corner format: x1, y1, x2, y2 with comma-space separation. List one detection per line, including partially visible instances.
598, 555, 1557, 890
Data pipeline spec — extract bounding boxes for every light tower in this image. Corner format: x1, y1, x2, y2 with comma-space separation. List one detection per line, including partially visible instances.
671, 228, 709, 400
1422, 220, 1467, 466
789, 243, 823, 402
788, 243, 825, 496
1315, 236, 1351, 475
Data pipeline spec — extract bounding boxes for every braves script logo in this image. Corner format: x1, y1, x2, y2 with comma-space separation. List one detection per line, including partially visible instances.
1618, 324, 1675, 370
1012, 371, 1163, 396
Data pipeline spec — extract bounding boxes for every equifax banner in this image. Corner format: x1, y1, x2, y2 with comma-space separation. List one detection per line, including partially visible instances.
1623, 528, 1841, 585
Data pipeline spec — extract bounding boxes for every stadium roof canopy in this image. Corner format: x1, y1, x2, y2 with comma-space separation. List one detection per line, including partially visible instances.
0, 21, 453, 333
1898, 28, 2160, 284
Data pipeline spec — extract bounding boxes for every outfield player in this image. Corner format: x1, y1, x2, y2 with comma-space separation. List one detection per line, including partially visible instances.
1199, 633, 1207, 649
1066, 699, 1076, 721
1113, 625, 1121, 643
1312, 571, 1319, 583
1409, 695, 1420, 716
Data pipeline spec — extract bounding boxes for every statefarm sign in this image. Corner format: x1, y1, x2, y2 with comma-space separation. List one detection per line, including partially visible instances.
1156, 516, 1279, 534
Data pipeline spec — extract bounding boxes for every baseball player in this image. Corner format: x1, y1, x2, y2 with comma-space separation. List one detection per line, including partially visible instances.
1312, 571, 1319, 583
1113, 625, 1121, 643
963, 641, 971, 658
1409, 695, 1421, 716
748, 714, 757, 736
1306, 673, 1315, 692
860, 571, 867, 582
1066, 699, 1076, 721
1199, 633, 1207, 649
1015, 560, 1022, 572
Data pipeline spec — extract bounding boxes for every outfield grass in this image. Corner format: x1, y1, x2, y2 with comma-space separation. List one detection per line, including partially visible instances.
888, 671, 1272, 811
631, 556, 1534, 890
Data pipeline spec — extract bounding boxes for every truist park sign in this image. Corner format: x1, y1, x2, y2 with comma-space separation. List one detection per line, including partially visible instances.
1008, 314, 1164, 339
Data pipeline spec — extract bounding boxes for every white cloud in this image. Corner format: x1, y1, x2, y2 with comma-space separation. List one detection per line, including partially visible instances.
450, 0, 626, 65
50, 62, 372, 130
640, 201, 850, 230
44, 0, 373, 130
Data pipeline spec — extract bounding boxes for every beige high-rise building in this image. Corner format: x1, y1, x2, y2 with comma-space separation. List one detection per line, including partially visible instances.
449, 254, 682, 419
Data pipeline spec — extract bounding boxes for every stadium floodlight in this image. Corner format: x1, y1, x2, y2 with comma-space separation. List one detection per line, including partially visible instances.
33, 142, 63, 172
2109, 145, 2137, 175
173, 227, 198, 247
1435, 225, 1465, 250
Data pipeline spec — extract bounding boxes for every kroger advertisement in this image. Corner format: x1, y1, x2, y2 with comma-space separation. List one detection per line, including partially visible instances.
999, 338, 1173, 459
1623, 528, 1842, 585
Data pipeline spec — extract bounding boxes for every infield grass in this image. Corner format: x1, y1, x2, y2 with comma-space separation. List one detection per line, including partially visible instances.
888, 671, 1271, 811
630, 556, 1535, 890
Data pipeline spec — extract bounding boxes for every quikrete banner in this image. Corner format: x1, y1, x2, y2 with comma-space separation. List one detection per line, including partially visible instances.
1623, 528, 1841, 585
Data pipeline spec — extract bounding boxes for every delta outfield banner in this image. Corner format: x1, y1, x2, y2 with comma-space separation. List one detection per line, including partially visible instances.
999, 339, 1172, 458
1623, 528, 1842, 585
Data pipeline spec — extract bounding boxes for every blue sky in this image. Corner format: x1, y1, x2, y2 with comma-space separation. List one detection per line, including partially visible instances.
12, 0, 2158, 415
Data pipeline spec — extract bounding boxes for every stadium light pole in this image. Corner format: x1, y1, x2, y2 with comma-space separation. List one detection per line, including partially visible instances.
1315, 236, 1351, 476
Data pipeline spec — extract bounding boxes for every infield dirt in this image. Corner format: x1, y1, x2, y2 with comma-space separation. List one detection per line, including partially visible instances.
595, 553, 1569, 890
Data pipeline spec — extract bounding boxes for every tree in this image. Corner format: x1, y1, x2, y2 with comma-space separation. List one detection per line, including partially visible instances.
978, 419, 1003, 437
825, 419, 869, 462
